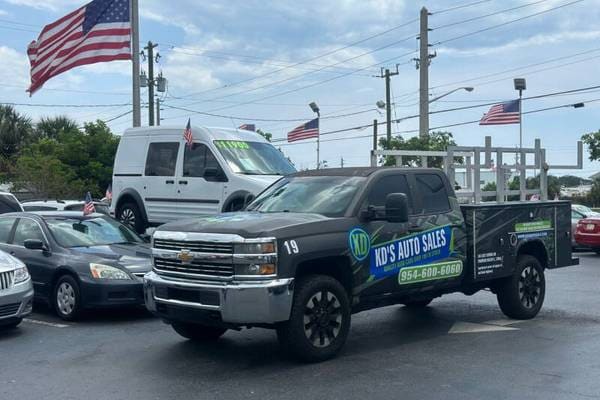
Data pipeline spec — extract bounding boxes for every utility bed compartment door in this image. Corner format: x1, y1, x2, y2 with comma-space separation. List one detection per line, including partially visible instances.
462, 202, 572, 282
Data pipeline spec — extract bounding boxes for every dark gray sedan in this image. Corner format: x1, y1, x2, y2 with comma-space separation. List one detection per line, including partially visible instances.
0, 212, 152, 320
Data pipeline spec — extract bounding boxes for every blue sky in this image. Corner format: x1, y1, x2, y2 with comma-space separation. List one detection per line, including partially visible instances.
1, 0, 599, 176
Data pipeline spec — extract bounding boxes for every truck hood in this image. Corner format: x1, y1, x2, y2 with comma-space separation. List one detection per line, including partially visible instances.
157, 212, 330, 238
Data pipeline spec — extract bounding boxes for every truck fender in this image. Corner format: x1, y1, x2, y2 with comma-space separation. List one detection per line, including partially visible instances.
515, 239, 549, 269
115, 188, 148, 222
290, 251, 355, 296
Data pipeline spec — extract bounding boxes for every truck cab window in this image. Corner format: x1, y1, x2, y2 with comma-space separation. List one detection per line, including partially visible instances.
183, 143, 223, 177
364, 175, 412, 211
416, 173, 450, 213
145, 142, 179, 176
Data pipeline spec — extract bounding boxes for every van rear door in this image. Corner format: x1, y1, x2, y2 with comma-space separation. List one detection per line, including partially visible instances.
176, 141, 225, 217
143, 141, 180, 223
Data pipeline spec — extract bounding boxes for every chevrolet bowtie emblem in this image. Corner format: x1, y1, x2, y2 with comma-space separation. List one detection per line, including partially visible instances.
176, 249, 194, 264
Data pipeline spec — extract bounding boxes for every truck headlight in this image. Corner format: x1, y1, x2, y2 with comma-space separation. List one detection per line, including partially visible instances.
234, 263, 276, 276
90, 263, 131, 280
234, 242, 276, 254
13, 266, 30, 284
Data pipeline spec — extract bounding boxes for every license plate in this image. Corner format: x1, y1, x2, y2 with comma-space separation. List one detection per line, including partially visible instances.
586, 224, 596, 231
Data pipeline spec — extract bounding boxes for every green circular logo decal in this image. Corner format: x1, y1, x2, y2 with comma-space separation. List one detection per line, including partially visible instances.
349, 228, 371, 261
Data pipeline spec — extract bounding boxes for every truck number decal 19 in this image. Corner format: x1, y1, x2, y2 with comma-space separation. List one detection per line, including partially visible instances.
283, 240, 299, 254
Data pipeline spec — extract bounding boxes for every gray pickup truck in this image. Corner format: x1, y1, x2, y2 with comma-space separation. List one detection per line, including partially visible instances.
144, 167, 577, 362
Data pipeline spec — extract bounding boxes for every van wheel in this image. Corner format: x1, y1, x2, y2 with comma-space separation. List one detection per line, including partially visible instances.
276, 275, 351, 363
497, 255, 545, 320
118, 202, 145, 234
225, 198, 245, 212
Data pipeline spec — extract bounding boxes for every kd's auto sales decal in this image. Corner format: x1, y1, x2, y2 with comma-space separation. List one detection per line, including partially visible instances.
369, 225, 453, 279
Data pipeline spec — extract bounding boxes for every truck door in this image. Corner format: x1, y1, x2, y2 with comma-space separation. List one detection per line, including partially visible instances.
143, 141, 180, 223
176, 142, 226, 217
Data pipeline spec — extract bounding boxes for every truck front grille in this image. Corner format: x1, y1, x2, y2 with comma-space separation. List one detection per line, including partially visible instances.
154, 257, 234, 279
0, 271, 13, 291
153, 239, 233, 254
0, 302, 20, 317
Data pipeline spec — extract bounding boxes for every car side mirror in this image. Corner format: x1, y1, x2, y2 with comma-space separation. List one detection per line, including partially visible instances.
385, 193, 409, 223
24, 239, 47, 251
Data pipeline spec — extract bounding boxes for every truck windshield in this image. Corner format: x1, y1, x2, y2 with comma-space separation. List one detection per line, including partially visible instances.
214, 140, 296, 176
247, 176, 365, 217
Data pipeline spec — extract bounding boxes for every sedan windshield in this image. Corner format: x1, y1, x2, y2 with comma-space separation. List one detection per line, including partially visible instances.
214, 140, 296, 176
247, 176, 365, 217
45, 216, 142, 248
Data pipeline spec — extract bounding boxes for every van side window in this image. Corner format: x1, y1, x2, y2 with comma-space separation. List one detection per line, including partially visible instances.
183, 143, 221, 177
364, 175, 412, 211
415, 173, 450, 213
145, 142, 179, 176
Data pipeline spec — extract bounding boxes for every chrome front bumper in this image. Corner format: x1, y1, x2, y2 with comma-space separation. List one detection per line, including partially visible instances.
0, 278, 34, 321
144, 271, 294, 325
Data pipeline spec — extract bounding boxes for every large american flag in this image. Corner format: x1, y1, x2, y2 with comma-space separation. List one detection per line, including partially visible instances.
83, 192, 96, 216
27, 0, 131, 95
479, 100, 521, 125
238, 124, 256, 132
287, 118, 319, 142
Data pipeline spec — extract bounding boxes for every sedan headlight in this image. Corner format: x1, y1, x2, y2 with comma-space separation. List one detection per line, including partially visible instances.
13, 266, 30, 284
90, 263, 131, 280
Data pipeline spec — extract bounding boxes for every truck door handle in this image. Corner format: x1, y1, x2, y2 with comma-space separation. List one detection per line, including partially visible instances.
179, 180, 188, 185
165, 180, 174, 184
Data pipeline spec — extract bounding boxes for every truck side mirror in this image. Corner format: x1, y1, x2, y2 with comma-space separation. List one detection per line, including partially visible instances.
385, 193, 409, 223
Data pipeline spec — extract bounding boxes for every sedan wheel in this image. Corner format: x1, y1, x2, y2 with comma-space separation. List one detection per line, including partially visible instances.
57, 282, 76, 315
53, 275, 82, 321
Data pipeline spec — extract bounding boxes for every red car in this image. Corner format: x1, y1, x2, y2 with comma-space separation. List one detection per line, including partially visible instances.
575, 218, 600, 254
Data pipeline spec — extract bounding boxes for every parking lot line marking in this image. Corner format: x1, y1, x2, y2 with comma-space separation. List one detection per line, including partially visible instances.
23, 318, 69, 328
449, 321, 520, 334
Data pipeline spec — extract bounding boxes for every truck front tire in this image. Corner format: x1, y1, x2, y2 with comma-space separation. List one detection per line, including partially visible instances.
496, 255, 545, 319
276, 275, 351, 363
171, 322, 227, 341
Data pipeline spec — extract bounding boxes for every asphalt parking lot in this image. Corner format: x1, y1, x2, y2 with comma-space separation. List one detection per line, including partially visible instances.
1, 253, 599, 400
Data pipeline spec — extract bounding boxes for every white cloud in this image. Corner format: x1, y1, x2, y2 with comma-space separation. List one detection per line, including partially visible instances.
438, 30, 600, 57
0, 46, 30, 88
4, 0, 81, 12
0, 9, 8, 16
139, 7, 200, 36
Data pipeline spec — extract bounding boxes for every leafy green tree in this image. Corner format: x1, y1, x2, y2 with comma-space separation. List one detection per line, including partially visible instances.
582, 130, 600, 161
256, 128, 272, 142
0, 105, 33, 160
558, 175, 590, 187
11, 154, 84, 199
35, 116, 80, 140
378, 131, 458, 167
587, 179, 600, 207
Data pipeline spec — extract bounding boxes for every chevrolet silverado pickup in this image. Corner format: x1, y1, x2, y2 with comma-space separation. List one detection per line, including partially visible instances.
144, 167, 577, 362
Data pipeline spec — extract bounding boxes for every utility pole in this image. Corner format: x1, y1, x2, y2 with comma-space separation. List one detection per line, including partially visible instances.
340, 157, 344, 168
376, 66, 399, 144
156, 97, 161, 126
144, 41, 158, 126
417, 7, 435, 138
130, 0, 141, 127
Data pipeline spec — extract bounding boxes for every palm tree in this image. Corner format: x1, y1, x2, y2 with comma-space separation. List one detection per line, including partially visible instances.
0, 105, 33, 159
35, 115, 79, 139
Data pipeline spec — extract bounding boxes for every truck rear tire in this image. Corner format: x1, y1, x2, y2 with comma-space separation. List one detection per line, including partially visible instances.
276, 275, 351, 363
171, 322, 227, 341
496, 255, 545, 320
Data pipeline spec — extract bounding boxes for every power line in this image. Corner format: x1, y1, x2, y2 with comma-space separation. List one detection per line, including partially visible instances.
104, 109, 133, 123
165, 18, 419, 100
0, 83, 130, 96
0, 101, 132, 108
432, 0, 494, 15
434, 0, 585, 46
432, 0, 550, 30
161, 103, 376, 122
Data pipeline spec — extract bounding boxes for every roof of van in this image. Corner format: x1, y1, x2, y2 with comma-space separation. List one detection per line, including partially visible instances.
121, 126, 269, 143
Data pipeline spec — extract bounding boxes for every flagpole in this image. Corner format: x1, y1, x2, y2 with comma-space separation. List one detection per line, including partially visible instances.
316, 115, 320, 169
131, 0, 141, 127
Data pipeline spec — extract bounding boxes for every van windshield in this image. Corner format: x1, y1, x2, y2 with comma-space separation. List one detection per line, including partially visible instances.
214, 140, 296, 176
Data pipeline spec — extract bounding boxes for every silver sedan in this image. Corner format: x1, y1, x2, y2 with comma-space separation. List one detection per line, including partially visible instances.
0, 250, 34, 328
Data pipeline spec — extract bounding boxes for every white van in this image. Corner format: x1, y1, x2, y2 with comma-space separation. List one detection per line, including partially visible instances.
111, 126, 296, 233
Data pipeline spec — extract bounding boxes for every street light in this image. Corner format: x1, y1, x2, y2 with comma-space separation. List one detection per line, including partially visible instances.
429, 86, 474, 103
309, 102, 321, 169
514, 78, 526, 150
